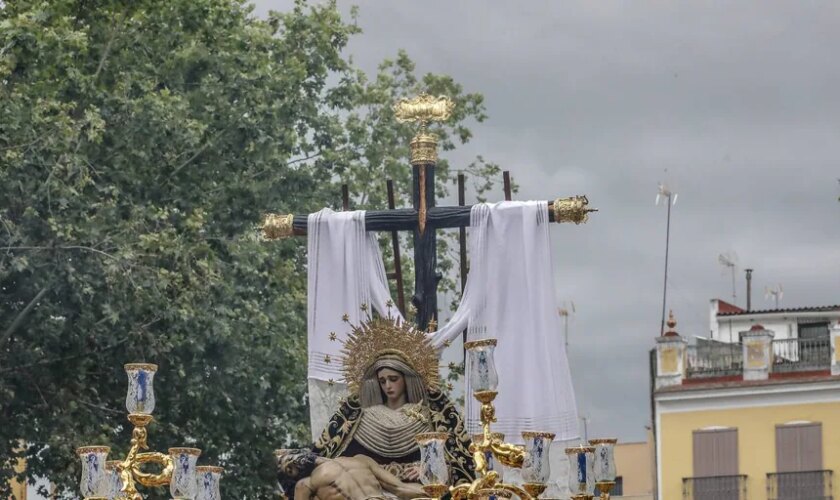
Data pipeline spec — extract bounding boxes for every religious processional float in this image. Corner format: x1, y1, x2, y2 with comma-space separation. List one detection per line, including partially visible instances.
75, 94, 617, 500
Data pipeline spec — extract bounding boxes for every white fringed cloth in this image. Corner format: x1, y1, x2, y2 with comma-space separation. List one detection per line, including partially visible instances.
306, 209, 401, 440
430, 201, 579, 443
305, 202, 578, 443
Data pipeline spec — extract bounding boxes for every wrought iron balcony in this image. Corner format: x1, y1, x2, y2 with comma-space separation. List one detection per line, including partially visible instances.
685, 343, 743, 379
683, 474, 748, 500
772, 338, 832, 373
767, 470, 833, 500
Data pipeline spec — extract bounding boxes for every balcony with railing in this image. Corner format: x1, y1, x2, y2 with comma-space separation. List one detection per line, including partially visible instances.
683, 475, 747, 500
767, 470, 833, 500
685, 343, 743, 379
772, 338, 832, 373
681, 337, 832, 381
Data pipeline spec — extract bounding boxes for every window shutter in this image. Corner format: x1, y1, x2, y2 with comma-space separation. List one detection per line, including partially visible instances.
693, 428, 738, 477
776, 423, 822, 472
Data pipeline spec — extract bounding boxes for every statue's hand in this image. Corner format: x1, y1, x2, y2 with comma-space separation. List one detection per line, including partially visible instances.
402, 464, 421, 482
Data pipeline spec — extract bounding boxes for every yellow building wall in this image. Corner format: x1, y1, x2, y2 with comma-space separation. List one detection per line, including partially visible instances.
615, 440, 653, 498
660, 401, 840, 500
10, 456, 27, 499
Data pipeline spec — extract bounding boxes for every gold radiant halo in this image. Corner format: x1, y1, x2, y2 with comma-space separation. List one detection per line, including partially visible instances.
341, 316, 440, 393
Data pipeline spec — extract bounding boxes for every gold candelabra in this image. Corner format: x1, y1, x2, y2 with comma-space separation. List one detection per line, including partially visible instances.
414, 340, 618, 500
437, 339, 548, 500
447, 388, 542, 500
76, 364, 222, 500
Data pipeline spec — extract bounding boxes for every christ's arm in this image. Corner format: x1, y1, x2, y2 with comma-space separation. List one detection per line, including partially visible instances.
294, 478, 315, 500
355, 455, 426, 500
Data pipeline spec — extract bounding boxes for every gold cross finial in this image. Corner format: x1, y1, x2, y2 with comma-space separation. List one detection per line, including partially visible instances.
393, 93, 455, 128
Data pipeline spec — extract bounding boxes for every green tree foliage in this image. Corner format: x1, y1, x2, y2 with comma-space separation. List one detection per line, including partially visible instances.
0, 0, 357, 496
0, 0, 499, 497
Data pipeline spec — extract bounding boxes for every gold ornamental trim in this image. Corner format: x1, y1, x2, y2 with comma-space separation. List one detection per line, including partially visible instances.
410, 132, 438, 166
415, 432, 450, 443
472, 432, 505, 443
552, 195, 595, 225
128, 413, 154, 427
77, 446, 111, 455
393, 93, 455, 126
341, 316, 440, 392
168, 447, 201, 457
422, 484, 450, 499
476, 489, 514, 499
261, 213, 295, 240
588, 438, 618, 445
464, 339, 497, 350
473, 390, 498, 404
522, 483, 548, 498
105, 460, 120, 470
565, 446, 595, 454
196, 466, 224, 474
124, 363, 158, 372
521, 431, 556, 440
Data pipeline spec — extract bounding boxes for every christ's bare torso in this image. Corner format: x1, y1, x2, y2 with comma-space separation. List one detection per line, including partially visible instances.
309, 457, 389, 500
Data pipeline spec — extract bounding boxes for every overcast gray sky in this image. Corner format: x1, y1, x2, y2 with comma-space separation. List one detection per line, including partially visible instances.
253, 1, 840, 442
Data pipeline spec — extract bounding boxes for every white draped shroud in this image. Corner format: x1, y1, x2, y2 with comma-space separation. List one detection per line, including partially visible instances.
305, 202, 578, 443
428, 201, 578, 442
306, 209, 402, 439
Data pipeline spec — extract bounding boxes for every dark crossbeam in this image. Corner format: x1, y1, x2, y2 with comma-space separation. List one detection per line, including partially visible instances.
263, 198, 592, 236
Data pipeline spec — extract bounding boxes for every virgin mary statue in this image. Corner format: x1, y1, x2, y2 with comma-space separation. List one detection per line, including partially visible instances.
311, 317, 475, 485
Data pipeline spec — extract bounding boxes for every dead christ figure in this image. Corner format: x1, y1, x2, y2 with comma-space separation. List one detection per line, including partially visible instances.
277, 450, 426, 500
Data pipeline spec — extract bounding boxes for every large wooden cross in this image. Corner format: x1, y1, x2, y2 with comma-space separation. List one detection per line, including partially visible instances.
262, 94, 595, 331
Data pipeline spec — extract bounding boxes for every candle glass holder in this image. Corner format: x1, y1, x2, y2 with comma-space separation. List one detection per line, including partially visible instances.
169, 448, 201, 499
196, 465, 223, 500
417, 432, 450, 499
104, 460, 123, 499
565, 446, 595, 500
465, 339, 499, 396
589, 438, 617, 499
78, 446, 111, 499
522, 432, 554, 498
125, 363, 157, 415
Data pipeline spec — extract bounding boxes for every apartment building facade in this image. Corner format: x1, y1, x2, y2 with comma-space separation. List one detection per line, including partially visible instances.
651, 302, 840, 500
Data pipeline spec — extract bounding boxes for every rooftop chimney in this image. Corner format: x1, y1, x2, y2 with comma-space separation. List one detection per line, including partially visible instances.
745, 268, 753, 311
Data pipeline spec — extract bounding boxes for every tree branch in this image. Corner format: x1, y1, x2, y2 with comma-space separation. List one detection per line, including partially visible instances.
3, 245, 120, 261
1, 285, 49, 346
167, 127, 231, 179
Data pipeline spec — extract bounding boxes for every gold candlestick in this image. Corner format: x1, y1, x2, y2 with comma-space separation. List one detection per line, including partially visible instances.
522, 483, 547, 498
422, 484, 450, 500
595, 481, 616, 500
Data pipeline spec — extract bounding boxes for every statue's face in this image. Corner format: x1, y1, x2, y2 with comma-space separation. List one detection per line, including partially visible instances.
377, 367, 406, 404
278, 451, 317, 479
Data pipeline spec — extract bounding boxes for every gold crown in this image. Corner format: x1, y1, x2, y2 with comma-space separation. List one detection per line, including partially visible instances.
341, 316, 440, 393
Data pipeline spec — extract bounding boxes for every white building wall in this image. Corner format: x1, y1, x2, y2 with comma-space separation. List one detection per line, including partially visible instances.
708, 300, 840, 344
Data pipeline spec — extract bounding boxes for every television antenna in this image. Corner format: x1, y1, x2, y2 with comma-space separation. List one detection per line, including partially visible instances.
718, 251, 739, 305
558, 301, 576, 348
765, 284, 784, 309
656, 181, 678, 336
